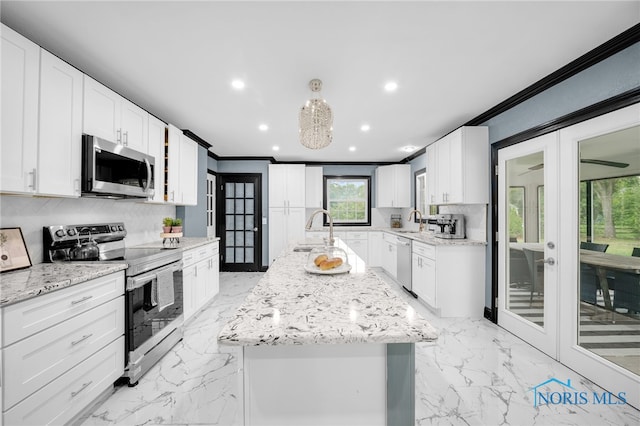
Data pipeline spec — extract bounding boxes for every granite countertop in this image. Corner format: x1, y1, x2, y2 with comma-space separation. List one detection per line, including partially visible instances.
217, 240, 438, 347
306, 227, 486, 246
130, 236, 220, 251
0, 237, 218, 308
0, 262, 128, 307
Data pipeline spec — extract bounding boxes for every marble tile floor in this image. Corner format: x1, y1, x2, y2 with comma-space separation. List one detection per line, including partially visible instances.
81, 271, 640, 426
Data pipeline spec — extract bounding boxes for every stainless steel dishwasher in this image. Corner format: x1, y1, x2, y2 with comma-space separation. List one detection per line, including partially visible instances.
396, 236, 416, 298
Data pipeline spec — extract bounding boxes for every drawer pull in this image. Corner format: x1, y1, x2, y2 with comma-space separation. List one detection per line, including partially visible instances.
71, 333, 93, 346
71, 295, 93, 305
70, 381, 93, 398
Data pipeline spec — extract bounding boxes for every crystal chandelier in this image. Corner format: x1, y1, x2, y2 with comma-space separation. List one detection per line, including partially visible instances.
299, 79, 333, 149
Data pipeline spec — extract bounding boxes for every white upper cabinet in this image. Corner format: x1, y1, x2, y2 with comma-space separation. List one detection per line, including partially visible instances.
305, 167, 323, 208
37, 49, 83, 197
427, 126, 489, 205
82, 76, 119, 142
1, 24, 40, 194
83, 75, 149, 153
180, 133, 198, 206
166, 124, 198, 206
426, 143, 438, 206
376, 164, 411, 208
269, 164, 306, 208
120, 99, 149, 153
146, 116, 166, 203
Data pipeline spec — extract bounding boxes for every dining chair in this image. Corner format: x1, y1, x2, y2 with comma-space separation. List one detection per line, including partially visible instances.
580, 241, 609, 252
509, 248, 531, 289
522, 248, 544, 305
612, 270, 640, 315
579, 241, 611, 301
580, 264, 599, 305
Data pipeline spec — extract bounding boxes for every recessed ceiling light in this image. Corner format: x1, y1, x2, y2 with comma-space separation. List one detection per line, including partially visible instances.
272, 146, 280, 151
259, 124, 269, 131
231, 79, 245, 90
384, 81, 398, 92
400, 145, 418, 153
360, 124, 370, 132
349, 146, 356, 152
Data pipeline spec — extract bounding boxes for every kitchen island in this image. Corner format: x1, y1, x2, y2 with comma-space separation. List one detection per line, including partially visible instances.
218, 240, 438, 425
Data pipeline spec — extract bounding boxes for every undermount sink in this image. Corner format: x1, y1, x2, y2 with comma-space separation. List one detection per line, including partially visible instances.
293, 246, 314, 252
293, 238, 327, 252
393, 230, 420, 234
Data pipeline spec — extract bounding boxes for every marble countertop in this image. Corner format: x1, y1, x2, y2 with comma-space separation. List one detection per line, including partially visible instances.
306, 227, 486, 246
130, 236, 219, 251
217, 239, 438, 347
0, 262, 127, 307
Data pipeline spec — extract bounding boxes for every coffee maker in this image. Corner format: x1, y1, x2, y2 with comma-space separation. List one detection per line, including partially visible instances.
434, 214, 465, 239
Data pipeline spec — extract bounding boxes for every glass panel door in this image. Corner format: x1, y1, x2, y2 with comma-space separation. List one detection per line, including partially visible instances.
557, 103, 639, 409
498, 132, 559, 358
578, 127, 640, 375
218, 174, 261, 272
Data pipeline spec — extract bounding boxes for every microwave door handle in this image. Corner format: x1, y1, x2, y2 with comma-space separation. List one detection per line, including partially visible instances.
143, 158, 152, 193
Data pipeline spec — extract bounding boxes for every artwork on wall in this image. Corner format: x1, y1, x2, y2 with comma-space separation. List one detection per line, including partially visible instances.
0, 227, 32, 273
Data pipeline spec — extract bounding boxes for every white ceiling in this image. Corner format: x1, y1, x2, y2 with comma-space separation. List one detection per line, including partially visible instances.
2, 1, 638, 162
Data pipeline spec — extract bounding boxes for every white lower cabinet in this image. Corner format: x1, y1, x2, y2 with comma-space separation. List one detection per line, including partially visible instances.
411, 241, 485, 318
367, 232, 382, 267
381, 233, 398, 279
412, 242, 436, 308
345, 232, 368, 263
0, 271, 125, 425
4, 336, 124, 426
183, 242, 220, 322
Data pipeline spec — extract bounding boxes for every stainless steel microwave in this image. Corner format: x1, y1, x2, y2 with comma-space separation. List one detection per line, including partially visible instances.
82, 134, 155, 199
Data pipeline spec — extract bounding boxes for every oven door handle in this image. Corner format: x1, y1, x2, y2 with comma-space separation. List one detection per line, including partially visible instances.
126, 260, 183, 291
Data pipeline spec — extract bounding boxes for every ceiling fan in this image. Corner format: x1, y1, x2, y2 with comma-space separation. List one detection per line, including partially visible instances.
526, 158, 630, 171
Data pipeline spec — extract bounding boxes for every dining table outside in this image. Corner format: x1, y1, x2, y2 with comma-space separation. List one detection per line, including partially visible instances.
509, 243, 640, 311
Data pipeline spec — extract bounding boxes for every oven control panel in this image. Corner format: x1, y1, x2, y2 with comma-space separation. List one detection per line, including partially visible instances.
44, 222, 127, 244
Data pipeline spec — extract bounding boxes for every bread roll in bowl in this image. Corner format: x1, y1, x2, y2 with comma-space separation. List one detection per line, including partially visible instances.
318, 257, 343, 270
314, 254, 328, 266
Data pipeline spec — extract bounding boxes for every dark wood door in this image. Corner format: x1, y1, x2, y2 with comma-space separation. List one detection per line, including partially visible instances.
217, 174, 262, 272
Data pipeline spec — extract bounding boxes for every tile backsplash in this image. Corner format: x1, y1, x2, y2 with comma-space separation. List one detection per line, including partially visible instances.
0, 196, 175, 264
438, 204, 487, 241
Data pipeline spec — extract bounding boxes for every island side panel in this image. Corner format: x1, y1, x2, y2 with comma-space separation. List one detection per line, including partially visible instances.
387, 343, 415, 426
243, 343, 386, 426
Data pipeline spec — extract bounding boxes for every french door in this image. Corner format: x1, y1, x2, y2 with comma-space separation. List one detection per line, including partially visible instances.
498, 132, 559, 358
217, 174, 262, 272
557, 104, 639, 409
497, 103, 640, 409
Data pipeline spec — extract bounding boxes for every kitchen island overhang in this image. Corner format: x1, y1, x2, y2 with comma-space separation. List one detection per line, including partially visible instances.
218, 240, 438, 425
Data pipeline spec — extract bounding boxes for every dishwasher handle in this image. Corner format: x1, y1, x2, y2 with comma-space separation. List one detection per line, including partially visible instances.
397, 237, 411, 246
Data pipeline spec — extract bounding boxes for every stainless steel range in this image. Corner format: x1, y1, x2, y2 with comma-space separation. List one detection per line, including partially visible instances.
43, 223, 184, 386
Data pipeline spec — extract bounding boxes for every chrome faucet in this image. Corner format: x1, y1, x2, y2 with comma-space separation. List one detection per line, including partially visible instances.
305, 209, 334, 245
408, 209, 424, 232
